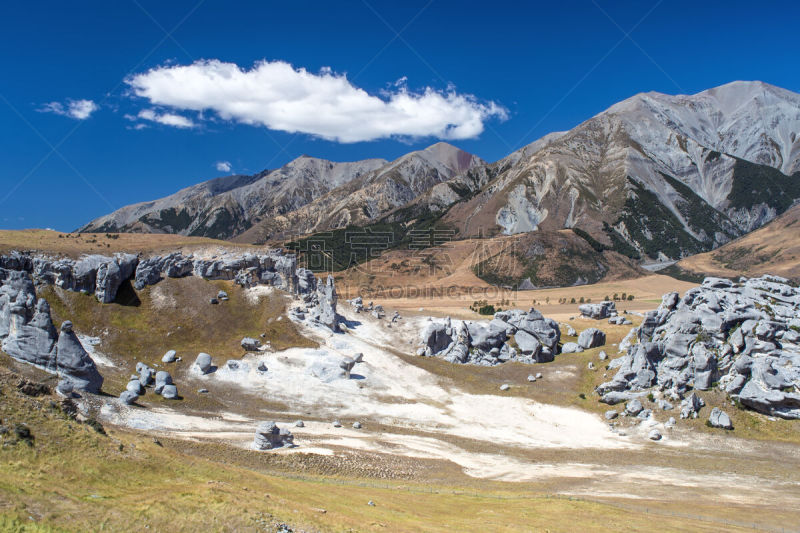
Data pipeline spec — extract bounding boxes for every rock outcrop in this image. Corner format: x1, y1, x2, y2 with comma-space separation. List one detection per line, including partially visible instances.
597, 276, 800, 419
419, 308, 561, 366
253, 421, 294, 450
0, 249, 298, 299
0, 268, 103, 392
294, 270, 340, 331
579, 301, 617, 320
578, 328, 606, 349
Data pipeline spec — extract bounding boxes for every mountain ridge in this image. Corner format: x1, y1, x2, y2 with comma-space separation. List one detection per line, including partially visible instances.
81, 81, 800, 262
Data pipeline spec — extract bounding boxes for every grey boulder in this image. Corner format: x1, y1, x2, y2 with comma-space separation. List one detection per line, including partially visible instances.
195, 352, 213, 374
577, 328, 606, 349
161, 384, 178, 399
708, 407, 733, 429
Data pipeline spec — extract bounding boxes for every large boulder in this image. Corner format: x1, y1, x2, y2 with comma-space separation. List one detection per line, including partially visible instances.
577, 328, 606, 349
579, 301, 616, 320
154, 371, 173, 395
708, 407, 733, 429
161, 384, 179, 399
194, 352, 213, 374
253, 422, 294, 450
513, 330, 541, 359
55, 321, 104, 392
241, 337, 261, 351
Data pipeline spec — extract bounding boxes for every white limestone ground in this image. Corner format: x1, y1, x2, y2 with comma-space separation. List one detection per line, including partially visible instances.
77, 335, 117, 368
97, 289, 800, 507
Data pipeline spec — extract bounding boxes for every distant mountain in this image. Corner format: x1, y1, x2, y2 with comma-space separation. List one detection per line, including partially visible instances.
80, 143, 481, 240
437, 81, 800, 260
81, 81, 800, 262
234, 142, 483, 242
80, 156, 389, 238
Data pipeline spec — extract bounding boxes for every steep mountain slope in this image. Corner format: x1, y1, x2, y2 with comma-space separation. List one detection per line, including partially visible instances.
80, 156, 389, 239
234, 142, 483, 242
81, 82, 800, 263
676, 202, 800, 280
440, 81, 800, 260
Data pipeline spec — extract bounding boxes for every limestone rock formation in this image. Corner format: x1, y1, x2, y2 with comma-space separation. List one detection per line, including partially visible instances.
194, 353, 213, 374
579, 301, 617, 320
296, 270, 340, 332
578, 328, 606, 349
0, 268, 103, 392
419, 308, 561, 366
597, 276, 800, 419
253, 421, 294, 450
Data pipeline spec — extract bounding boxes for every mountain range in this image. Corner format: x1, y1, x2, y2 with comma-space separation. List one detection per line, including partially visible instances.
81, 81, 800, 262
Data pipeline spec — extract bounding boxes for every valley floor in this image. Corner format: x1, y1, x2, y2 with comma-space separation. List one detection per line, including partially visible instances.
2, 275, 800, 532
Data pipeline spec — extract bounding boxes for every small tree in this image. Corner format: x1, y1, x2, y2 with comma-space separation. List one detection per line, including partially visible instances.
621, 292, 627, 301
604, 295, 610, 301
570, 297, 576, 304
627, 294, 634, 301
579, 296, 585, 303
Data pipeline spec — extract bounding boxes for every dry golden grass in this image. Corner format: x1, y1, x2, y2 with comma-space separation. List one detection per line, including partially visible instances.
0, 229, 258, 258
40, 277, 315, 406
0, 365, 771, 533
348, 274, 696, 321
678, 203, 800, 280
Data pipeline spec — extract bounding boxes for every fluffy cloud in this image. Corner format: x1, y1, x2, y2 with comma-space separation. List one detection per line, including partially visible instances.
126, 59, 507, 143
39, 99, 98, 120
137, 108, 194, 128
215, 161, 232, 172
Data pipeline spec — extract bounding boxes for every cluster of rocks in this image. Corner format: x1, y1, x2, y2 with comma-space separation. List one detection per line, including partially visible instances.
135, 250, 297, 292
0, 268, 103, 392
419, 308, 561, 366
579, 301, 617, 320
597, 276, 800, 420
120, 360, 179, 404
348, 296, 385, 318
291, 270, 340, 331
562, 328, 607, 354
0, 249, 298, 302
1, 251, 138, 303
253, 421, 294, 450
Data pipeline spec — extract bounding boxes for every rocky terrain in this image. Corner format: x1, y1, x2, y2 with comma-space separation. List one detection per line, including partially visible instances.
418, 309, 563, 365
0, 268, 103, 392
598, 275, 800, 420
3, 236, 800, 531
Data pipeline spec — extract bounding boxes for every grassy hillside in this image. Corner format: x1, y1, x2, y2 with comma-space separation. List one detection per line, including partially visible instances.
677, 202, 800, 281
0, 229, 258, 259
40, 276, 315, 400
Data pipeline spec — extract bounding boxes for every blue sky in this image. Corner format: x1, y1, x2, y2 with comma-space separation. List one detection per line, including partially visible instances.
1, 0, 798, 231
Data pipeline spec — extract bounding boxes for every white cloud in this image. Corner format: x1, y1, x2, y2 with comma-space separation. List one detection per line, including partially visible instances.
126, 59, 507, 143
215, 161, 232, 172
137, 108, 194, 128
39, 99, 98, 120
